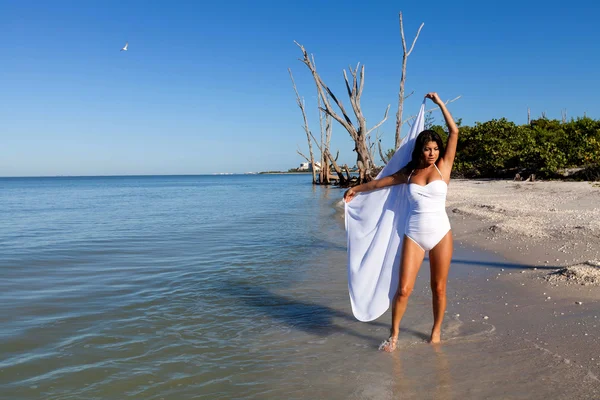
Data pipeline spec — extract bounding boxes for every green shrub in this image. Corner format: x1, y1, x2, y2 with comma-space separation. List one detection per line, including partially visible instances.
447, 116, 600, 179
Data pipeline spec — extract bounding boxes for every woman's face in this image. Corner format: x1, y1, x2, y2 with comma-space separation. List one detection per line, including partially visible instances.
422, 141, 440, 165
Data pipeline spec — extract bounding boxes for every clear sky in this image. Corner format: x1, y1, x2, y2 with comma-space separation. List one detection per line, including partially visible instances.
1, 0, 599, 176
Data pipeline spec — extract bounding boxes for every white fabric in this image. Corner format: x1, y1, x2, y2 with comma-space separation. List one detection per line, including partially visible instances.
344, 101, 426, 321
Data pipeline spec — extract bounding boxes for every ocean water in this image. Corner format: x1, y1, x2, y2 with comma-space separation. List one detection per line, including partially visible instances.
0, 174, 360, 399
4, 174, 600, 399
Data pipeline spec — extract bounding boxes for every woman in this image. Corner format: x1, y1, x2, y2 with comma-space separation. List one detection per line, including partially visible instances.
344, 92, 459, 352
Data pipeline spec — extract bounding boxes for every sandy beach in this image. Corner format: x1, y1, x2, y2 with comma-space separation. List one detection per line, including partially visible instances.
441, 179, 600, 396
447, 179, 600, 271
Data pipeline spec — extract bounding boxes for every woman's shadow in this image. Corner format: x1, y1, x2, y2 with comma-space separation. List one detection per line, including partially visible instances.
219, 280, 428, 343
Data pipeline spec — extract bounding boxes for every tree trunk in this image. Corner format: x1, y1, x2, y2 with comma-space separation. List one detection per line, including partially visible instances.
288, 68, 317, 184
324, 149, 348, 186
395, 13, 424, 149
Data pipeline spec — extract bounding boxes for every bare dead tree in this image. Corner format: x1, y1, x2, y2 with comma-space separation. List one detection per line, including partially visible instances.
295, 41, 390, 184
561, 109, 567, 124
395, 12, 424, 150
289, 68, 317, 184
527, 107, 531, 124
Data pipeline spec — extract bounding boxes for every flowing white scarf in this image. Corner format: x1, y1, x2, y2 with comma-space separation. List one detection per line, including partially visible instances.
344, 101, 426, 321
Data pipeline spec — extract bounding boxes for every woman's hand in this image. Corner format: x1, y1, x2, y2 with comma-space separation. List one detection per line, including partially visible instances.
425, 92, 443, 106
344, 188, 358, 203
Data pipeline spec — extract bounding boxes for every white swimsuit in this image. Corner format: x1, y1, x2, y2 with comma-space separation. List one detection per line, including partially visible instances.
405, 165, 451, 251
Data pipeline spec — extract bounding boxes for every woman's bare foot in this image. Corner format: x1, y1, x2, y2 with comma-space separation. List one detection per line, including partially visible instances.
378, 336, 398, 352
429, 329, 441, 344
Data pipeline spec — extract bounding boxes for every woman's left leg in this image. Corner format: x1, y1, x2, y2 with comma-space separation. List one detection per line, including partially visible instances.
428, 231, 453, 343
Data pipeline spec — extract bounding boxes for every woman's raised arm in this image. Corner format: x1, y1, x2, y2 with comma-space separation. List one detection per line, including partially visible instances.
425, 92, 459, 174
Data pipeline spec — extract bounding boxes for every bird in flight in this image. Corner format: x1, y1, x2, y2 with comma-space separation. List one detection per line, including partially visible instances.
120, 42, 128, 52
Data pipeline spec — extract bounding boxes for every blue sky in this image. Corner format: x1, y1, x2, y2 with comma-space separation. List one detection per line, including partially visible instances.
1, 0, 599, 176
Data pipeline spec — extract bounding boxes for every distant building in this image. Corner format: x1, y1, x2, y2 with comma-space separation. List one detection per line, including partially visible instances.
298, 162, 321, 172
298, 161, 321, 172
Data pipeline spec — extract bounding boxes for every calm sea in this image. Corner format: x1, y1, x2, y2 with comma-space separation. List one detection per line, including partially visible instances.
5, 174, 598, 399
1, 174, 369, 399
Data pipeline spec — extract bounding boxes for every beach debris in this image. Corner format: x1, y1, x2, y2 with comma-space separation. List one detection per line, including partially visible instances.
524, 174, 536, 182
576, 301, 583, 305
489, 224, 501, 233
483, 316, 489, 320
546, 261, 600, 286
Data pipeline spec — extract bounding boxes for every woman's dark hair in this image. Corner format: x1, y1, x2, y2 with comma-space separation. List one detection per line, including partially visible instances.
402, 130, 446, 172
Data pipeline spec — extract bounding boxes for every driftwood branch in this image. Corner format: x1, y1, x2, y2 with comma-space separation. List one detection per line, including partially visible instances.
378, 141, 388, 164
344, 67, 361, 121
289, 68, 317, 183
395, 12, 425, 149
309, 131, 323, 152
295, 41, 356, 138
296, 148, 310, 162
401, 13, 424, 57
324, 148, 348, 186
366, 133, 377, 169
376, 130, 390, 164
367, 104, 391, 135
317, 86, 327, 184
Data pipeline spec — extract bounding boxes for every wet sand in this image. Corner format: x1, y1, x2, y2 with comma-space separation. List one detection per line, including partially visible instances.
259, 238, 600, 399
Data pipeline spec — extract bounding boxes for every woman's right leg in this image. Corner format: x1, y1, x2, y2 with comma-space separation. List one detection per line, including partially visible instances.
381, 235, 425, 352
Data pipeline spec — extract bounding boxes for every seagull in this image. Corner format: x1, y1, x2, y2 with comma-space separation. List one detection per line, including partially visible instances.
120, 42, 128, 52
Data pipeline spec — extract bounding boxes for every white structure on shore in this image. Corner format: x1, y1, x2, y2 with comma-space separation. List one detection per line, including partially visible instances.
298, 162, 321, 172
